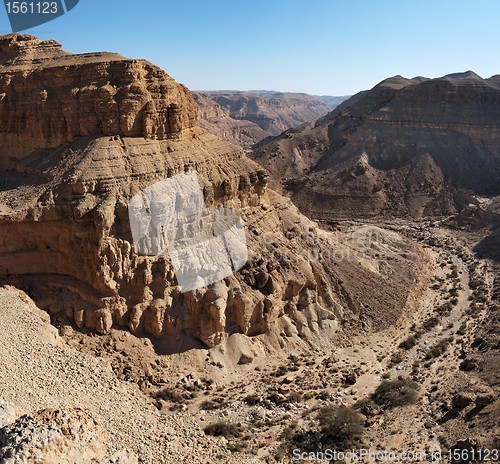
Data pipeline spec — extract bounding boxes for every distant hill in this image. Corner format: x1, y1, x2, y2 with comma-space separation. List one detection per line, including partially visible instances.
194, 90, 349, 147
251, 72, 500, 218
316, 95, 352, 109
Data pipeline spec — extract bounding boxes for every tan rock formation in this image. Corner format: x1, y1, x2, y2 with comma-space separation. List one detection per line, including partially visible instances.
195, 91, 347, 147
0, 408, 138, 464
0, 34, 425, 351
0, 34, 197, 162
252, 72, 500, 218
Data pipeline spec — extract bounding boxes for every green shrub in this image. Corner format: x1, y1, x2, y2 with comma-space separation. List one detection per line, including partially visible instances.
372, 378, 419, 409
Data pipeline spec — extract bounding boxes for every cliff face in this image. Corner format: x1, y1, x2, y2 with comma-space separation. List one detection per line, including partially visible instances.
0, 34, 197, 162
0, 35, 424, 350
252, 73, 500, 218
194, 92, 269, 147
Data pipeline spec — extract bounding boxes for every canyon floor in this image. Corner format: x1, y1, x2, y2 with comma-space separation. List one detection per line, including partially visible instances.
1, 218, 497, 463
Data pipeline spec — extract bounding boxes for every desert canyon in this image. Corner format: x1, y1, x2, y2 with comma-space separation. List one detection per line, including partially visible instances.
0, 34, 498, 463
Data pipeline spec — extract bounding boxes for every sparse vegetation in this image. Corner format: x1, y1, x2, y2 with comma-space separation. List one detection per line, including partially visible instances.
372, 378, 419, 409
199, 398, 226, 410
423, 316, 440, 331
425, 337, 454, 360
399, 335, 418, 350
244, 394, 261, 405
154, 387, 184, 403
317, 405, 365, 449
354, 397, 379, 416
287, 405, 364, 453
203, 421, 241, 438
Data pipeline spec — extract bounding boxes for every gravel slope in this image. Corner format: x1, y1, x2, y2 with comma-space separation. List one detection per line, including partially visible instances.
0, 286, 255, 463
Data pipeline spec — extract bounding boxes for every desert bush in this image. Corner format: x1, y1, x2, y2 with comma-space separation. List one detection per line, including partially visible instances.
435, 302, 453, 316
244, 394, 261, 406
390, 352, 404, 364
448, 288, 459, 297
154, 388, 184, 403
199, 398, 226, 410
423, 316, 440, 330
284, 406, 364, 453
425, 337, 454, 360
399, 335, 418, 350
371, 378, 419, 409
316, 405, 365, 448
203, 421, 240, 438
353, 397, 378, 416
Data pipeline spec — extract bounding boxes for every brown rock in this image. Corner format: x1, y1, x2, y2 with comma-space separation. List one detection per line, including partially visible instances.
451, 392, 475, 410
252, 72, 500, 218
238, 353, 254, 365
0, 35, 426, 351
0, 34, 197, 162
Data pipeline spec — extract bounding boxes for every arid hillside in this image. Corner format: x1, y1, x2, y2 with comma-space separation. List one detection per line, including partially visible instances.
252, 72, 500, 219
195, 90, 348, 147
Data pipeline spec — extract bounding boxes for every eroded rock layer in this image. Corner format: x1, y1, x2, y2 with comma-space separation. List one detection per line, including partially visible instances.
0, 34, 197, 162
0, 35, 424, 350
252, 72, 500, 218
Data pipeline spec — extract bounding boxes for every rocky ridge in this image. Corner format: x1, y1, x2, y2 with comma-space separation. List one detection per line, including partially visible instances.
194, 90, 348, 147
251, 72, 500, 218
0, 34, 197, 162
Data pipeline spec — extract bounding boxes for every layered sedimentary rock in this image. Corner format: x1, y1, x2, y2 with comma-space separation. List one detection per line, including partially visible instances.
252, 72, 500, 218
0, 34, 197, 162
0, 34, 424, 349
194, 93, 269, 147
195, 91, 348, 147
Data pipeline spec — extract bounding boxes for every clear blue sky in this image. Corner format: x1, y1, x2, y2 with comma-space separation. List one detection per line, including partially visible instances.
1, 0, 499, 95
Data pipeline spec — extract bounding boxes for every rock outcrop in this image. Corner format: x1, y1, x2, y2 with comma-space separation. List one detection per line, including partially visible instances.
0, 407, 138, 464
194, 92, 269, 147
0, 34, 197, 162
0, 34, 425, 350
251, 72, 500, 218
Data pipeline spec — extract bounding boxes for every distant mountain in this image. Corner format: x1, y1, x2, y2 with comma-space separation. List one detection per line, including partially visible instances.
194, 90, 349, 147
251, 72, 500, 218
316, 95, 352, 109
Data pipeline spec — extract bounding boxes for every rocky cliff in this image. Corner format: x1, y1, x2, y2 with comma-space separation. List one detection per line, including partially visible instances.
0, 34, 197, 162
252, 72, 500, 218
0, 34, 425, 352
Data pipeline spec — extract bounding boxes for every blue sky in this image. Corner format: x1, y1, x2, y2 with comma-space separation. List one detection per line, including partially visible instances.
1, 0, 498, 95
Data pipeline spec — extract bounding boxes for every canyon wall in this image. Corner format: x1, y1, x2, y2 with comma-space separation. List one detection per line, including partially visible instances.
252, 72, 500, 218
0, 35, 423, 351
